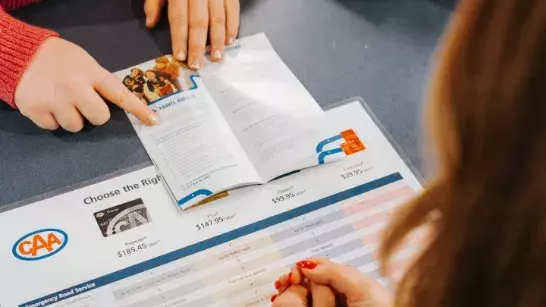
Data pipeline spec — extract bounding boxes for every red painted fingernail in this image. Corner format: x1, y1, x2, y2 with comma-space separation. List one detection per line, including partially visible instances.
270, 294, 277, 302
274, 279, 281, 289
296, 260, 318, 270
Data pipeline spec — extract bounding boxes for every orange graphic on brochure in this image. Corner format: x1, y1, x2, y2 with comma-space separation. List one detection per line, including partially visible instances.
191, 191, 230, 208
340, 129, 366, 155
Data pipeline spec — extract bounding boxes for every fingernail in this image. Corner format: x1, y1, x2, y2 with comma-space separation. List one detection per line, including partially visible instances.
148, 112, 159, 126
270, 294, 277, 302
296, 260, 317, 270
288, 272, 293, 285
190, 61, 201, 70
213, 50, 222, 60
274, 279, 281, 289
227, 36, 235, 45
176, 50, 186, 61
146, 16, 152, 26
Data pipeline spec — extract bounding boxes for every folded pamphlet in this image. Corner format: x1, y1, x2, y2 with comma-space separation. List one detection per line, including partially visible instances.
116, 33, 366, 209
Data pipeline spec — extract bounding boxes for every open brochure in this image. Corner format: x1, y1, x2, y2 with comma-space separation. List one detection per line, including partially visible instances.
115, 33, 366, 210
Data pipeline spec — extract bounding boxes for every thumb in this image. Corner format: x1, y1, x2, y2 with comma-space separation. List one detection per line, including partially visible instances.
144, 0, 166, 28
309, 281, 336, 307
273, 285, 308, 307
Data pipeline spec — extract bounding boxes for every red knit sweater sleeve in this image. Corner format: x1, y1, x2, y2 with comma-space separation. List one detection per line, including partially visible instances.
0, 2, 59, 108
1, 0, 41, 11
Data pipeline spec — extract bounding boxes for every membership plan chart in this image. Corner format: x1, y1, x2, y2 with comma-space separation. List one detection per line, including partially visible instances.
10, 100, 423, 307
105, 174, 415, 307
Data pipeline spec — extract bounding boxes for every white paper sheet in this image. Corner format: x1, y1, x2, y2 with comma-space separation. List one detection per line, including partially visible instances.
117, 34, 336, 210
0, 100, 423, 307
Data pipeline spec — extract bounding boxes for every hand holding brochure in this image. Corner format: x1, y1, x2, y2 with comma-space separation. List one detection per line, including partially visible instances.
116, 33, 365, 209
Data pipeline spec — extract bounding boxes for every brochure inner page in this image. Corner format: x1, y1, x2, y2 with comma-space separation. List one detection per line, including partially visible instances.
200, 33, 332, 181
116, 65, 260, 209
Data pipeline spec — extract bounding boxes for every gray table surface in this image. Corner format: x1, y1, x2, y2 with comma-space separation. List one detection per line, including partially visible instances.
0, 0, 453, 207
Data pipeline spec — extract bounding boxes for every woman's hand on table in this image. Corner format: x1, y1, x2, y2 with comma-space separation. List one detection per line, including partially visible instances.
15, 38, 157, 132
272, 258, 392, 307
144, 0, 240, 70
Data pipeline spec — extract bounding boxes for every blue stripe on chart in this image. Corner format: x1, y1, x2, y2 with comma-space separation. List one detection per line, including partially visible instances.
177, 189, 214, 207
316, 134, 343, 153
20, 172, 403, 307
318, 147, 344, 164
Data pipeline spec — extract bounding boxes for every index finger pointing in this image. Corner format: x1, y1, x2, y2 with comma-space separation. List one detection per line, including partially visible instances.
94, 68, 158, 126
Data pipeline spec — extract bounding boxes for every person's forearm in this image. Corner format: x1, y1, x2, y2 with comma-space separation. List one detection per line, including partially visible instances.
0, 6, 58, 107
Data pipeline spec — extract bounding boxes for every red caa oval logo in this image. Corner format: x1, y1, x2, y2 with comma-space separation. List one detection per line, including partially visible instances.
12, 229, 68, 261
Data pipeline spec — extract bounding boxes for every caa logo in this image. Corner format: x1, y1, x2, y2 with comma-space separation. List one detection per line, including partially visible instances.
12, 229, 68, 261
